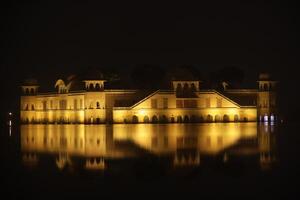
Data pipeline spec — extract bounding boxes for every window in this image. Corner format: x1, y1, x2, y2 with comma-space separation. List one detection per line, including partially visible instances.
176, 100, 183, 108
59, 100, 67, 110
151, 99, 157, 108
80, 99, 83, 109
206, 98, 211, 108
184, 100, 197, 108
96, 102, 100, 109
43, 101, 47, 110
217, 98, 222, 107
31, 104, 35, 110
74, 99, 77, 109
163, 98, 168, 108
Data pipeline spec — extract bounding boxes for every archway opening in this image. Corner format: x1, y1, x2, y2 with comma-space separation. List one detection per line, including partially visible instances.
152, 115, 158, 123
223, 115, 230, 122
190, 115, 197, 123
184, 115, 189, 123
132, 115, 139, 123
234, 114, 239, 122
177, 116, 183, 123
144, 116, 150, 123
159, 115, 168, 123
207, 115, 213, 123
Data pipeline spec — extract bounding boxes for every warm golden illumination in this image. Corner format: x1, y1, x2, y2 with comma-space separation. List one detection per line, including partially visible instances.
20, 74, 278, 124
21, 123, 277, 170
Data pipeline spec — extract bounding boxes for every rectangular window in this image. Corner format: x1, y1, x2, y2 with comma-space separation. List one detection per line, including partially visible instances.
43, 101, 47, 110
176, 100, 183, 108
206, 98, 211, 108
80, 99, 83, 109
74, 99, 77, 110
217, 98, 222, 107
151, 99, 157, 108
163, 98, 168, 108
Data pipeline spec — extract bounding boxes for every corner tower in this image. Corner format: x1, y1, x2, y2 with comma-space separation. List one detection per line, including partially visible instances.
257, 73, 278, 122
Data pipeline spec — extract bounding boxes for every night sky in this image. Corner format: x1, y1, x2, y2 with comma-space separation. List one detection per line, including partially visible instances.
1, 1, 299, 120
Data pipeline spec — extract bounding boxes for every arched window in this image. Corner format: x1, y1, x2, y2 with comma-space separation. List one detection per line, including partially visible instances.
132, 115, 139, 123
25, 88, 29, 94
264, 83, 268, 91
144, 116, 150, 123
159, 115, 168, 123
171, 117, 175, 123
95, 83, 100, 90
264, 115, 268, 122
199, 116, 204, 123
223, 115, 230, 122
89, 84, 94, 90
191, 83, 196, 92
96, 102, 100, 109
234, 114, 239, 122
31, 104, 35, 110
177, 116, 183, 123
152, 115, 158, 123
190, 115, 197, 123
184, 115, 189, 123
30, 88, 35, 94
207, 115, 213, 122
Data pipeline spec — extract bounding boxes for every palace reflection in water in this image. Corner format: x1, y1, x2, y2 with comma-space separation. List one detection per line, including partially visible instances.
21, 123, 277, 171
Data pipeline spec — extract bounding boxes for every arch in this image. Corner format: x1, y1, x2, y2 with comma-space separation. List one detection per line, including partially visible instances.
96, 102, 100, 109
206, 115, 213, 123
270, 114, 275, 122
215, 115, 221, 122
234, 114, 239, 122
144, 116, 150, 123
199, 116, 204, 123
30, 88, 35, 94
25, 88, 29, 94
183, 115, 189, 123
191, 83, 196, 92
31, 104, 35, 110
263, 115, 269, 122
264, 83, 268, 91
177, 116, 183, 123
96, 118, 101, 124
171, 117, 175, 123
177, 83, 182, 90
132, 115, 139, 123
89, 83, 94, 90
184, 83, 189, 90
223, 114, 230, 122
190, 115, 197, 123
152, 115, 158, 123
95, 83, 100, 90
159, 115, 168, 123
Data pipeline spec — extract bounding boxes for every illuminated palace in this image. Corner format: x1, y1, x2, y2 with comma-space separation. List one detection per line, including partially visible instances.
20, 73, 277, 124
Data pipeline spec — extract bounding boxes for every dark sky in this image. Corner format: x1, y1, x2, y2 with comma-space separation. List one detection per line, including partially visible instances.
0, 1, 299, 119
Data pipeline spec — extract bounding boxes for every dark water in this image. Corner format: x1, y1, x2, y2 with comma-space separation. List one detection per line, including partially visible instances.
1, 123, 299, 198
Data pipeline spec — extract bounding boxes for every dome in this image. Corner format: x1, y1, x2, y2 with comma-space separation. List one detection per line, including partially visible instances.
259, 73, 272, 81
22, 78, 38, 86
82, 69, 105, 80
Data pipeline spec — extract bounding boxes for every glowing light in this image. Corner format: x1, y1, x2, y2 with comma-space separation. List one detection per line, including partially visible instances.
9, 120, 12, 126
8, 112, 12, 116
138, 109, 146, 116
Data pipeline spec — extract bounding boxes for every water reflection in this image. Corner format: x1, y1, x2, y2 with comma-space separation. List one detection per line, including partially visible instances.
21, 123, 277, 171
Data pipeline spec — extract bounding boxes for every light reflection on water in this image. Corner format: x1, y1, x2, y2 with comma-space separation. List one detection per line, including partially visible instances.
20, 123, 277, 171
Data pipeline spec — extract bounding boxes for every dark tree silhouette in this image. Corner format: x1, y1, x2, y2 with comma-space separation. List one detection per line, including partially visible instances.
130, 65, 166, 89
210, 66, 245, 89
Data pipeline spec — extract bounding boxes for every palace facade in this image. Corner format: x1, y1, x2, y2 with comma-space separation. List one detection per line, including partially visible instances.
20, 73, 278, 124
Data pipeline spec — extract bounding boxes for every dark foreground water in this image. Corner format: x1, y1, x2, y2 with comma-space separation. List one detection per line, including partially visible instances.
1, 123, 300, 198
